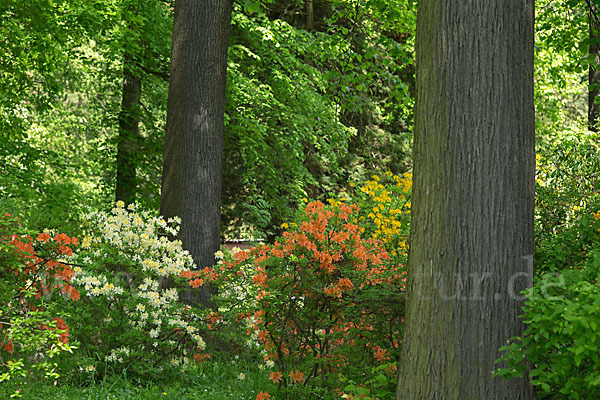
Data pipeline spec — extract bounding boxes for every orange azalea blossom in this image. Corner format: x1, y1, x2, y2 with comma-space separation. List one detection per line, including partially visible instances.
256, 392, 271, 400
1, 340, 14, 354
373, 345, 390, 362
189, 278, 204, 288
180, 269, 199, 279
43, 317, 70, 344
269, 370, 283, 383
57, 245, 73, 256
336, 277, 353, 291
233, 249, 250, 262
193, 352, 211, 362
289, 370, 304, 384
61, 283, 80, 301
253, 271, 267, 287
54, 233, 72, 245
36, 232, 51, 242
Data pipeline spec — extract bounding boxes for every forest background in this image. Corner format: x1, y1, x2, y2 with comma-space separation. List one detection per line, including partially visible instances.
1, 0, 600, 399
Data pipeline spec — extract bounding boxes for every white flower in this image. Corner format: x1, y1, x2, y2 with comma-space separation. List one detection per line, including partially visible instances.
237, 373, 245, 380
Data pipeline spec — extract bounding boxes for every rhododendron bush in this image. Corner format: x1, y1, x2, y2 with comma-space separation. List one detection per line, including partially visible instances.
59, 202, 207, 377
0, 213, 76, 395
351, 171, 412, 261
187, 200, 406, 398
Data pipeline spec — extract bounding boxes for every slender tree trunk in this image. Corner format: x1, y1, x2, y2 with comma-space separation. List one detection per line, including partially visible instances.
306, 1, 314, 31
160, 0, 233, 307
589, 3, 600, 132
395, 1, 535, 399
116, 54, 141, 205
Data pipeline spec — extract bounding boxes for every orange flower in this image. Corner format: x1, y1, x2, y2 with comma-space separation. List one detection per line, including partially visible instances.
1, 340, 14, 354
289, 369, 304, 384
269, 370, 282, 383
189, 278, 204, 288
193, 353, 211, 362
253, 272, 267, 286
36, 232, 51, 242
54, 233, 71, 245
256, 392, 271, 400
52, 317, 70, 344
373, 345, 390, 362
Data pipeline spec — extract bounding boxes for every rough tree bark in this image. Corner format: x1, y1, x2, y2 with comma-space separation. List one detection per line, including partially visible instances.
115, 54, 141, 205
395, 1, 536, 399
160, 0, 233, 306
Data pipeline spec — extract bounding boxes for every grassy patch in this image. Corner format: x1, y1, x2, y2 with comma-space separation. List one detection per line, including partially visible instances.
0, 356, 273, 400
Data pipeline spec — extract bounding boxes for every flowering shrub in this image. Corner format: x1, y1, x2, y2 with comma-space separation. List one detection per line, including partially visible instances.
62, 202, 206, 377
350, 171, 412, 260
189, 200, 405, 398
0, 213, 76, 396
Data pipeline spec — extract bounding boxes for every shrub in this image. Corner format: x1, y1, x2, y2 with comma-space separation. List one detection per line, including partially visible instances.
496, 208, 600, 399
0, 213, 77, 397
188, 200, 405, 398
61, 202, 207, 378
535, 133, 600, 274
350, 171, 412, 261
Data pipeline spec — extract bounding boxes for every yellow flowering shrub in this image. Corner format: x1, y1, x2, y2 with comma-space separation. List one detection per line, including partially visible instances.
350, 171, 412, 261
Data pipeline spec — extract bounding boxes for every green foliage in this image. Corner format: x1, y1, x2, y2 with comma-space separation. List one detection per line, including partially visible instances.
224, 5, 356, 237
339, 362, 397, 400
0, 0, 172, 233
535, 0, 587, 139
222, 0, 416, 238
496, 206, 600, 399
535, 131, 600, 273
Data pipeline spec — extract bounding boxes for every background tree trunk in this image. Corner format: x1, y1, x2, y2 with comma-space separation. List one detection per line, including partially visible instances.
306, 1, 314, 31
395, 1, 535, 399
115, 54, 141, 205
589, 3, 600, 132
160, 0, 233, 307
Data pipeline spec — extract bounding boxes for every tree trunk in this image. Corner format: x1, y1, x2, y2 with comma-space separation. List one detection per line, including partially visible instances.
395, 1, 535, 399
306, 1, 314, 31
160, 0, 233, 307
589, 3, 600, 132
115, 54, 141, 205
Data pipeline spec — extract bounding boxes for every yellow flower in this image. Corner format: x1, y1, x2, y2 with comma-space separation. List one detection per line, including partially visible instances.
280, 222, 289, 229
593, 211, 600, 221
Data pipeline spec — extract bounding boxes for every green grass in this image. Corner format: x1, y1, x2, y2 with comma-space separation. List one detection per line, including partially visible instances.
0, 356, 273, 400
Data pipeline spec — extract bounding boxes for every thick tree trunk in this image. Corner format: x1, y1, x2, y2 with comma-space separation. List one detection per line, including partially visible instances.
395, 1, 535, 399
160, 0, 233, 307
115, 55, 141, 205
589, 4, 600, 132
